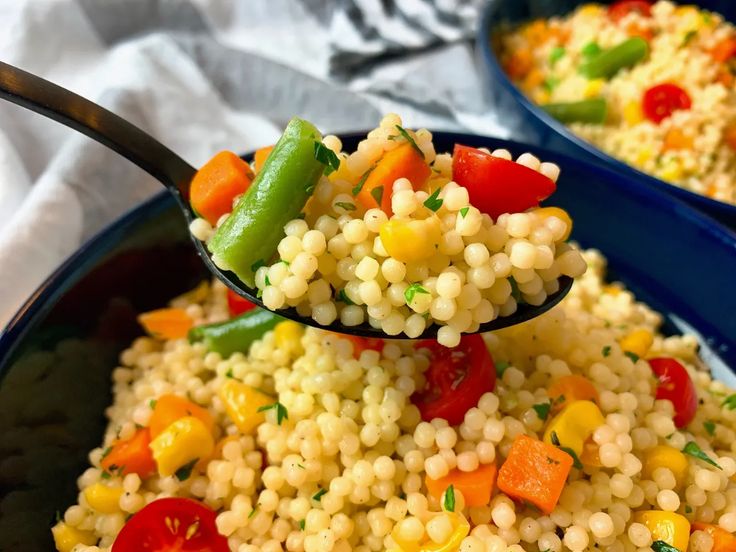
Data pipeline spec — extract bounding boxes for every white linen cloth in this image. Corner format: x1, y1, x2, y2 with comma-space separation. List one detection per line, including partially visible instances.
0, 0, 506, 326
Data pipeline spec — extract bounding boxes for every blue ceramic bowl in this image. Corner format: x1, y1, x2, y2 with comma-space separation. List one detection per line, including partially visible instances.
0, 133, 735, 550
477, 0, 736, 228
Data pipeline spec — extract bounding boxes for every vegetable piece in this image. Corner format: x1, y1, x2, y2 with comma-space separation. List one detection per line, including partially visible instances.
663, 129, 694, 151
608, 0, 653, 22
356, 142, 431, 214
83, 483, 124, 514
618, 328, 654, 359
379, 216, 442, 263
149, 416, 214, 477
635, 511, 690, 552
541, 98, 608, 124
682, 441, 722, 470
534, 206, 573, 241
411, 335, 496, 425
52, 522, 97, 552
148, 394, 215, 439
649, 357, 697, 428
547, 375, 599, 412
452, 145, 556, 220
579, 37, 648, 79
190, 151, 254, 226
219, 380, 274, 434
273, 320, 305, 357
254, 145, 274, 173
101, 427, 156, 479
425, 463, 497, 507
642, 445, 689, 487
497, 434, 573, 514
710, 36, 736, 63
504, 48, 533, 80
543, 400, 605, 457
642, 84, 692, 124
549, 46, 566, 65
691, 522, 736, 552
723, 123, 736, 153
138, 308, 193, 340
258, 401, 289, 425
189, 308, 282, 357
227, 289, 257, 316
207, 117, 325, 287
111, 498, 229, 552
391, 512, 470, 552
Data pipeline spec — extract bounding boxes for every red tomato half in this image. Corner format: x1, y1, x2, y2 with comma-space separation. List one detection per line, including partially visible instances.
112, 498, 229, 552
227, 289, 257, 316
412, 334, 496, 425
452, 145, 556, 220
649, 357, 697, 428
609, 0, 653, 22
642, 83, 692, 124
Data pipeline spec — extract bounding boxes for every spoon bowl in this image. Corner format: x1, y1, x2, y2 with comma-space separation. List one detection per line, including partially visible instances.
0, 61, 572, 338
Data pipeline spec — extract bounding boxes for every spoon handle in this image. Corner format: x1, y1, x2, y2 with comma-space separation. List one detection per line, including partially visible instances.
0, 61, 196, 200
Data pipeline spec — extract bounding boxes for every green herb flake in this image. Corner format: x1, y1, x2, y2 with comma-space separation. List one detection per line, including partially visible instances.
602, 345, 611, 357
682, 29, 697, 46
404, 283, 430, 304
334, 201, 356, 212
624, 351, 640, 363
248, 508, 258, 519
549, 46, 566, 65
250, 259, 266, 273
550, 431, 583, 469
258, 401, 289, 425
299, 519, 306, 531
148, 399, 157, 410
702, 12, 713, 25
533, 402, 552, 421
423, 187, 443, 212
459, 207, 470, 218
704, 420, 716, 436
352, 166, 374, 196
313, 141, 341, 176
100, 471, 111, 480
581, 41, 602, 58
337, 289, 355, 305
312, 488, 328, 501
495, 361, 510, 377
370, 186, 384, 206
543, 76, 561, 92
682, 441, 722, 470
652, 541, 681, 552
174, 458, 198, 481
552, 394, 566, 406
264, 275, 271, 287
685, 505, 693, 514
225, 368, 234, 379
395, 125, 424, 158
443, 484, 456, 512
297, 463, 305, 469
101, 446, 113, 460
722, 394, 736, 410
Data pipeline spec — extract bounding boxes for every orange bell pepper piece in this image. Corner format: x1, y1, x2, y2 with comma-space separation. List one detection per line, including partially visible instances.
692, 522, 736, 552
138, 308, 193, 340
710, 36, 736, 63
548, 374, 599, 412
663, 128, 694, 151
724, 124, 736, 153
190, 150, 254, 225
254, 145, 274, 173
425, 463, 497, 508
101, 427, 156, 478
149, 394, 215, 439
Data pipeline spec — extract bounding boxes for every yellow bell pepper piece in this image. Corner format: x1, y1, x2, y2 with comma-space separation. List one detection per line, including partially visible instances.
635, 511, 690, 552
219, 380, 274, 434
623, 101, 644, 125
392, 512, 470, 552
579, 3, 604, 16
642, 445, 689, 487
659, 160, 684, 183
584, 79, 605, 98
83, 483, 123, 513
380, 217, 441, 263
619, 328, 654, 359
274, 321, 304, 356
52, 522, 97, 552
534, 207, 573, 241
543, 400, 605, 457
149, 416, 214, 477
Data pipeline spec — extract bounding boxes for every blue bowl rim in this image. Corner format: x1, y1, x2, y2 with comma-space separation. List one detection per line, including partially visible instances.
476, 0, 736, 219
1, 131, 735, 372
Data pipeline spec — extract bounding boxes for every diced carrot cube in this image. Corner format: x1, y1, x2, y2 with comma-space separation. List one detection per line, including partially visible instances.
425, 463, 497, 508
190, 151, 253, 225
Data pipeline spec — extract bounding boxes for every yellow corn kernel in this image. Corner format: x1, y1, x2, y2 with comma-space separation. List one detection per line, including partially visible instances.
219, 380, 274, 434
83, 483, 123, 514
636, 511, 690, 551
274, 321, 304, 356
543, 400, 605, 456
619, 329, 654, 359
149, 416, 214, 477
642, 446, 690, 487
659, 160, 683, 183
52, 522, 97, 552
635, 147, 652, 167
603, 284, 622, 296
623, 101, 644, 125
379, 216, 441, 263
584, 79, 605, 98
579, 4, 604, 16
532, 89, 551, 104
534, 207, 573, 241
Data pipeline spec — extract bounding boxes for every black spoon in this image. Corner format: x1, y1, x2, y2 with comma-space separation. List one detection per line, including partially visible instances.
0, 61, 572, 338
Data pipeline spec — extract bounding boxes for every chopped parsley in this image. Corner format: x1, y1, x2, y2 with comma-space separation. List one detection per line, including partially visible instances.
101, 446, 113, 460
312, 488, 328, 501
370, 186, 384, 206
299, 519, 306, 531
100, 471, 111, 480
652, 541, 680, 552
602, 345, 611, 357
495, 360, 510, 377
250, 259, 266, 273
552, 394, 566, 406
423, 187, 443, 212
682, 29, 697, 46
313, 141, 340, 175
624, 351, 640, 363
459, 206, 470, 218
248, 508, 258, 519
394, 125, 424, 158
404, 283, 430, 304
685, 505, 693, 514
258, 401, 289, 425
704, 420, 716, 436
550, 431, 583, 469
297, 463, 305, 469
225, 368, 234, 379
334, 201, 356, 211
174, 458, 198, 481
337, 289, 355, 305
443, 484, 456, 512
682, 441, 722, 470
543, 76, 560, 92
721, 394, 736, 410
264, 275, 271, 287
549, 46, 565, 65
352, 167, 374, 196
533, 402, 552, 421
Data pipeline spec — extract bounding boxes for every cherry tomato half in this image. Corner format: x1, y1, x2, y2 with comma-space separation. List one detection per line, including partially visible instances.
412, 334, 496, 425
452, 145, 556, 220
112, 498, 229, 552
649, 357, 697, 428
609, 0, 653, 22
642, 83, 692, 124
227, 289, 257, 316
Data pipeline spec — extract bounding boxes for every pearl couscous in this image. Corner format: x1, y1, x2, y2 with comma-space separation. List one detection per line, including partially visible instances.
499, 1, 736, 204
53, 249, 736, 552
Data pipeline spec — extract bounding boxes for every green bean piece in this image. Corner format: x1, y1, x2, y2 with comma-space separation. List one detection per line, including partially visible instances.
189, 308, 282, 357
541, 98, 608, 124
579, 37, 648, 79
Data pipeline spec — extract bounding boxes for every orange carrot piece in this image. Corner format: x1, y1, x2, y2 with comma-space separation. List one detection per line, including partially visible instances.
426, 463, 497, 507
724, 124, 736, 153
692, 522, 736, 552
254, 145, 274, 173
663, 128, 694, 151
504, 49, 533, 80
149, 394, 215, 439
710, 36, 736, 63
497, 434, 573, 514
190, 150, 253, 225
548, 375, 599, 412
101, 428, 156, 478
356, 143, 430, 214
138, 308, 193, 340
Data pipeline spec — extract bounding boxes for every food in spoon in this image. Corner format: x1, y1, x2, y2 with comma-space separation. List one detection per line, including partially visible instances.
52, 249, 736, 552
499, 1, 736, 204
189, 115, 586, 346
